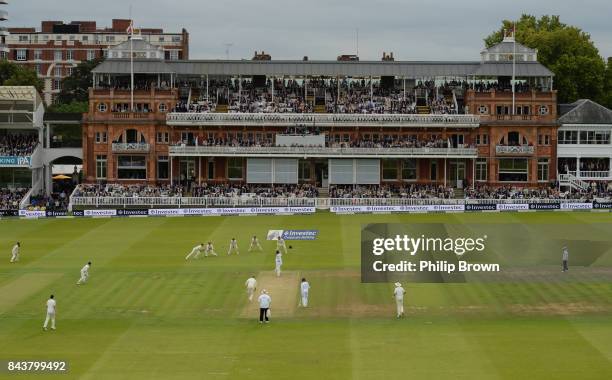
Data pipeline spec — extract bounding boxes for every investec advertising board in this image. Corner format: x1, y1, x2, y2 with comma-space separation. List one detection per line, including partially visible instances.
332, 202, 607, 213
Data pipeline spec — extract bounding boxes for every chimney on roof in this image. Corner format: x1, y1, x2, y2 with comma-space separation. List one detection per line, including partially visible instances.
382, 52, 394, 61
252, 50, 271, 60
303, 56, 308, 61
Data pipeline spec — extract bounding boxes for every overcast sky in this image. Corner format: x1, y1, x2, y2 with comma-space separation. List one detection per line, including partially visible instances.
7, 0, 612, 61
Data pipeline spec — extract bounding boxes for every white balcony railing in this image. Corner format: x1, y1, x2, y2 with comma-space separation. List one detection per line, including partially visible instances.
167, 112, 481, 128
495, 145, 535, 154
168, 145, 478, 158
111, 143, 151, 153
566, 171, 612, 180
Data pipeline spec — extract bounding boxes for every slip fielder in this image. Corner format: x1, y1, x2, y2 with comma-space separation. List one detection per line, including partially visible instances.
185, 243, 204, 260
204, 241, 218, 257
249, 235, 263, 252
227, 238, 239, 255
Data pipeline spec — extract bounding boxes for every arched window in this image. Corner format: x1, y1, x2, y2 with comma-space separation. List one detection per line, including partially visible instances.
125, 129, 146, 144
508, 132, 520, 146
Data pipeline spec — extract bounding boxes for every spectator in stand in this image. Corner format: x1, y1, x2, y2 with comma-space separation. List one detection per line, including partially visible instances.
0, 188, 29, 210
0, 134, 39, 156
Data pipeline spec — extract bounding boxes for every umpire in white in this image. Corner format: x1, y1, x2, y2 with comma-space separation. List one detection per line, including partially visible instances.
258, 289, 271, 323
562, 246, 569, 272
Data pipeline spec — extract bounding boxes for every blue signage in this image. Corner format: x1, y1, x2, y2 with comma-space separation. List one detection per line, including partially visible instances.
0, 156, 32, 167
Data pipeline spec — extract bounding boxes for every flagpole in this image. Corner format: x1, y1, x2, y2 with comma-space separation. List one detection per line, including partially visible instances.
512, 24, 516, 115
129, 6, 134, 113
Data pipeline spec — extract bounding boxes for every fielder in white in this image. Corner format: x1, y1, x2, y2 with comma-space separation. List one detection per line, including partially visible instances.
185, 243, 204, 260
227, 238, 239, 255
248, 235, 263, 252
393, 282, 406, 318
245, 275, 257, 301
275, 250, 283, 277
204, 242, 218, 257
299, 277, 310, 307
10, 242, 20, 263
43, 295, 56, 331
276, 237, 287, 254
76, 262, 91, 285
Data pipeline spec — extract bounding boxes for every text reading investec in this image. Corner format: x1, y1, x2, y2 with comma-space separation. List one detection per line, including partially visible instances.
372, 235, 500, 273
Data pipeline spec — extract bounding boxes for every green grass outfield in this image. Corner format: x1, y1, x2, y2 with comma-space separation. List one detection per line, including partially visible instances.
1, 212, 612, 379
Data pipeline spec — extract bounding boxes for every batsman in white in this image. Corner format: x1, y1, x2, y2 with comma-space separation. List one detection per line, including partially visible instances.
10, 241, 20, 263
43, 294, 56, 331
248, 235, 263, 252
76, 262, 91, 285
275, 250, 283, 277
185, 243, 204, 260
276, 236, 288, 254
393, 282, 406, 318
245, 275, 257, 301
299, 277, 310, 307
204, 241, 218, 257
227, 238, 240, 255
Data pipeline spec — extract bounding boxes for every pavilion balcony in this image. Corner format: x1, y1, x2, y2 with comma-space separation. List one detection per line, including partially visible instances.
168, 145, 478, 158
111, 143, 151, 153
166, 113, 480, 129
495, 145, 535, 155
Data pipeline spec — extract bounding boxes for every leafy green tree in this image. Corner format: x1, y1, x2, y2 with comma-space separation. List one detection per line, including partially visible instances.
484, 15, 607, 105
0, 60, 43, 91
57, 58, 104, 104
46, 101, 88, 113
603, 58, 612, 109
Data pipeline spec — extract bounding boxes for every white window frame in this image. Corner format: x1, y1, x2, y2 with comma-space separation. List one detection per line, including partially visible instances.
96, 155, 107, 179
537, 158, 549, 182
16, 49, 27, 61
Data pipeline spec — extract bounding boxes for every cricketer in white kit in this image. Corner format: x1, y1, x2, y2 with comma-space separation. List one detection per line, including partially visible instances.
43, 295, 56, 330
227, 238, 239, 255
393, 282, 406, 318
249, 235, 263, 252
10, 242, 20, 263
185, 243, 204, 260
245, 275, 257, 301
204, 242, 218, 257
277, 237, 287, 254
76, 262, 91, 285
299, 278, 310, 307
275, 250, 283, 277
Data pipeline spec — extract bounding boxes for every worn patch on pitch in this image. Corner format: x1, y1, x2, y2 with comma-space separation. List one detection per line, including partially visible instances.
0, 273, 63, 310
240, 271, 300, 319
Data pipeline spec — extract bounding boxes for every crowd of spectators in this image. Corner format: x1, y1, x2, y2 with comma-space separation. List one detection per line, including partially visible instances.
465, 183, 612, 200
73, 184, 184, 198
171, 79, 464, 115
0, 188, 28, 210
26, 192, 70, 211
174, 135, 463, 150
0, 134, 39, 156
329, 184, 455, 199
192, 183, 319, 198
558, 158, 610, 174
66, 181, 611, 201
